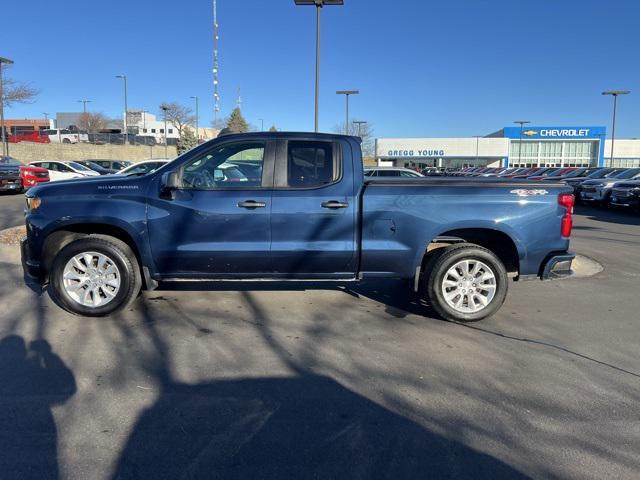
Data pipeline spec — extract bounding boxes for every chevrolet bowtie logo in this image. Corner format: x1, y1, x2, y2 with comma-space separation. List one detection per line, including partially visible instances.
522, 130, 538, 136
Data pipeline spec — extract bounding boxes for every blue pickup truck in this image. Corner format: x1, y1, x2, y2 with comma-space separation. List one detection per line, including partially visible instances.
21, 132, 575, 321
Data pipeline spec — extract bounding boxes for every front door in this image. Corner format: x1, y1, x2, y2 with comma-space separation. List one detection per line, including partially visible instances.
270, 139, 357, 277
147, 139, 275, 278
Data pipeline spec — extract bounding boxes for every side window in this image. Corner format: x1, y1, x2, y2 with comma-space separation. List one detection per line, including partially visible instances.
378, 170, 399, 177
400, 170, 417, 177
181, 141, 265, 189
58, 163, 72, 172
287, 141, 336, 187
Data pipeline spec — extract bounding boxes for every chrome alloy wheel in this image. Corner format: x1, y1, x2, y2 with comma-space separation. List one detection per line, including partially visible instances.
62, 252, 121, 308
441, 259, 497, 314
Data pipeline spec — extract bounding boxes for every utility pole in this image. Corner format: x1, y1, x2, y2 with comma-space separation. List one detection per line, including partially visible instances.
190, 96, 199, 142
213, 0, 220, 127
0, 56, 14, 157
77, 99, 92, 113
116, 75, 128, 144
160, 105, 169, 158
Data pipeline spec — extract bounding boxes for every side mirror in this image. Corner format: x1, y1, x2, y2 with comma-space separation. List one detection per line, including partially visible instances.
161, 171, 180, 190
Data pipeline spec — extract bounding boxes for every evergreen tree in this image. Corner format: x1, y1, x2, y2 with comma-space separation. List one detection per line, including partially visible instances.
269, 125, 278, 132
225, 107, 249, 133
177, 128, 198, 155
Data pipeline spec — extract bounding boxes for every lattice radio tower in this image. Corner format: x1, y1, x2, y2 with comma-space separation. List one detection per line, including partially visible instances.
213, 0, 220, 126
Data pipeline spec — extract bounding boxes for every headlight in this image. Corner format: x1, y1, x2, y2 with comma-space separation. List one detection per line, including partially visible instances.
25, 197, 42, 210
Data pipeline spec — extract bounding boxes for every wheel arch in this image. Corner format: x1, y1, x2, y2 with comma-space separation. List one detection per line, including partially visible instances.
41, 222, 151, 287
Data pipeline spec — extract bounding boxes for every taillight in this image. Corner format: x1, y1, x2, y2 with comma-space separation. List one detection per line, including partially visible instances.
558, 193, 574, 238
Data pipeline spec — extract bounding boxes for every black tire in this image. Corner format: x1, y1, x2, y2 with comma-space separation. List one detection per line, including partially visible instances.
62, 138, 71, 144
424, 243, 508, 322
48, 235, 142, 317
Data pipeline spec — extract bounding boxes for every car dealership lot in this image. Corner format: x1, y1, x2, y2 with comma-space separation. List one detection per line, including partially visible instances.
0, 198, 639, 478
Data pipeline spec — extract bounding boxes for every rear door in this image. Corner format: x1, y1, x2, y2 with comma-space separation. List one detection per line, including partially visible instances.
270, 138, 357, 278
147, 138, 275, 277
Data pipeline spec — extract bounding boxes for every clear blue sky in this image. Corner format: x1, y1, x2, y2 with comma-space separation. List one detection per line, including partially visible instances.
1, 0, 638, 138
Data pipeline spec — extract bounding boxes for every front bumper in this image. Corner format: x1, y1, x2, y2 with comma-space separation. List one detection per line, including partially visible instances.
580, 189, 605, 202
541, 253, 575, 280
610, 194, 640, 208
0, 178, 22, 191
21, 237, 44, 287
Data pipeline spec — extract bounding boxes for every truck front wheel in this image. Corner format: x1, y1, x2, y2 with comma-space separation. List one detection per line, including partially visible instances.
424, 243, 508, 322
48, 236, 142, 317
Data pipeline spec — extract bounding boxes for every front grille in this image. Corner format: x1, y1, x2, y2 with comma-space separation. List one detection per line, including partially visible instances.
612, 188, 630, 199
0, 170, 19, 177
581, 186, 597, 193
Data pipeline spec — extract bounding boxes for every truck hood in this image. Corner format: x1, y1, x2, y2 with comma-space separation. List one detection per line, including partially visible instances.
26, 172, 148, 197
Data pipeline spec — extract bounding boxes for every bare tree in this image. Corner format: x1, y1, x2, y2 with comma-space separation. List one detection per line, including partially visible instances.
159, 102, 195, 136
1, 77, 39, 108
333, 121, 375, 158
77, 112, 111, 133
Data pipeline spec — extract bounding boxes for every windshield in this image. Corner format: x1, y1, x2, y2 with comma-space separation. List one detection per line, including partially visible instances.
587, 169, 612, 178
614, 169, 640, 179
0, 156, 22, 166
68, 162, 93, 172
564, 169, 585, 178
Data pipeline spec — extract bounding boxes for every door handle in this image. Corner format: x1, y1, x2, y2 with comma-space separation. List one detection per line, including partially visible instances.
321, 200, 349, 209
237, 200, 266, 209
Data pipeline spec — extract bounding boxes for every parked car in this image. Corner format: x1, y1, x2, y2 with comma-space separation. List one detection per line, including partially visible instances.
8, 131, 50, 143
75, 161, 117, 175
41, 129, 80, 144
0, 156, 23, 193
611, 180, 640, 210
28, 161, 100, 181
88, 159, 133, 171
364, 167, 424, 177
20, 165, 50, 189
580, 168, 640, 206
565, 168, 622, 197
22, 132, 575, 322
117, 160, 170, 176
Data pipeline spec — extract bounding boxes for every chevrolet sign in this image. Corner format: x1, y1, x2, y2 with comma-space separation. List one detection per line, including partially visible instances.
504, 126, 603, 139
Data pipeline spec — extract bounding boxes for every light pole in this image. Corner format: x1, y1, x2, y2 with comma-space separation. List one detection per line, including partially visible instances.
353, 120, 367, 137
77, 99, 92, 113
115, 74, 128, 144
336, 90, 359, 134
160, 105, 169, 157
190, 96, 199, 142
294, 0, 344, 132
258, 118, 264, 131
0, 56, 14, 157
602, 90, 630, 167
514, 120, 530, 166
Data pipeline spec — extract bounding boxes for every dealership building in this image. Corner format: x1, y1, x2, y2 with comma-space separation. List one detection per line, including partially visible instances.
376, 126, 640, 170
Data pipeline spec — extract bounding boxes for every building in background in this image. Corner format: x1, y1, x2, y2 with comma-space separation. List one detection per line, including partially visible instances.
376, 126, 640, 169
1, 118, 50, 134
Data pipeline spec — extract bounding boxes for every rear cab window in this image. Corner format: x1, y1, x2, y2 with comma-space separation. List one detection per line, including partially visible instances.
286, 141, 339, 188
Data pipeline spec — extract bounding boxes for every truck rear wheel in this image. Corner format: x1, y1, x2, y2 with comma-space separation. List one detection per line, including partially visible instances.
48, 236, 142, 317
424, 243, 508, 322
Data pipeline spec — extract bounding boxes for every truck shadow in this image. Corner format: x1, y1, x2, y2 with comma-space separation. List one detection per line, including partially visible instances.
157, 278, 433, 320
112, 374, 527, 480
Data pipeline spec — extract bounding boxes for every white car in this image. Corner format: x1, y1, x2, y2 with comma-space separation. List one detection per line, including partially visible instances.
41, 129, 81, 144
116, 160, 170, 176
364, 167, 424, 178
29, 161, 100, 181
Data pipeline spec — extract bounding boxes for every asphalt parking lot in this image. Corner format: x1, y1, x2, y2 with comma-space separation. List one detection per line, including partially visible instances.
0, 196, 639, 479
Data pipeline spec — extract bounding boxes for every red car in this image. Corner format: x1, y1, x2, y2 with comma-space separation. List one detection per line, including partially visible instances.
20, 165, 50, 189
8, 131, 50, 143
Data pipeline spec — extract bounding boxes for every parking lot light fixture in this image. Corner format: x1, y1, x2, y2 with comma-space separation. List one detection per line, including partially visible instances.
294, 0, 344, 132
353, 120, 367, 138
0, 56, 15, 157
514, 120, 530, 166
336, 90, 359, 134
602, 90, 630, 167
